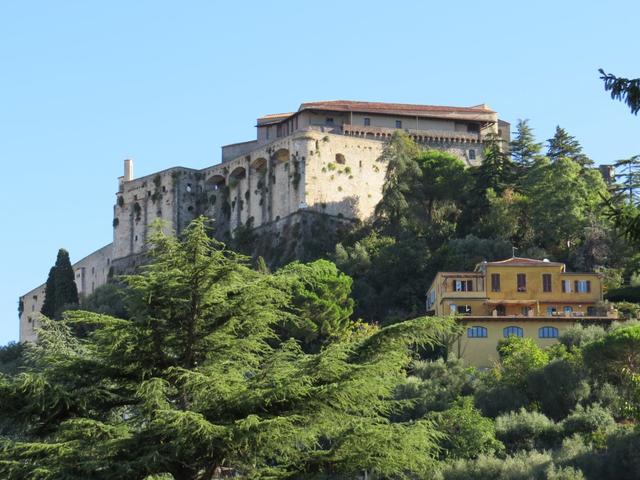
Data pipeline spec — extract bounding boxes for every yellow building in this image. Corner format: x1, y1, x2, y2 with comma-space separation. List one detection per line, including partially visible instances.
426, 257, 617, 367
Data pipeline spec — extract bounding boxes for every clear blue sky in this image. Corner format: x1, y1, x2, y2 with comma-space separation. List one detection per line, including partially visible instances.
1, 1, 638, 345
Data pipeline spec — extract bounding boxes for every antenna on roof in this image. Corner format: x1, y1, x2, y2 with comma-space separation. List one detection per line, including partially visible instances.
512, 246, 518, 258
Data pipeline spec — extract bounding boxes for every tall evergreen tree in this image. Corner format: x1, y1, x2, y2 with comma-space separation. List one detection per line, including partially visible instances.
1, 217, 452, 479
613, 155, 640, 204
546, 126, 593, 167
40, 248, 79, 319
472, 133, 514, 196
510, 119, 542, 169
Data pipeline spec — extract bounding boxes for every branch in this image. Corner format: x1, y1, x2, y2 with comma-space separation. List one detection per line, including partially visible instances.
599, 69, 640, 115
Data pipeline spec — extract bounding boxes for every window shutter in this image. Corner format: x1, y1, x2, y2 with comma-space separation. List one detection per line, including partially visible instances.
575, 280, 579, 293
587, 280, 591, 293
562, 280, 566, 293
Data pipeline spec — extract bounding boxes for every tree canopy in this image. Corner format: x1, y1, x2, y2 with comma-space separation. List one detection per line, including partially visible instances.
0, 217, 455, 480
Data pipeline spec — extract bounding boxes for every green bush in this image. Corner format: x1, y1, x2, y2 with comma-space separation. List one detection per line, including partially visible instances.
495, 409, 559, 452
396, 356, 477, 417
560, 404, 616, 438
558, 324, 606, 350
430, 398, 503, 460
439, 450, 554, 480
526, 359, 590, 420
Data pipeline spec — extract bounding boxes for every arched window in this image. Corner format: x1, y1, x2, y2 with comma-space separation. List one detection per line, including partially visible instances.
467, 326, 488, 338
539, 326, 559, 339
503, 326, 524, 338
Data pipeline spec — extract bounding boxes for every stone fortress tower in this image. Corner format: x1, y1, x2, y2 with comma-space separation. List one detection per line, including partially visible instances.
19, 100, 507, 342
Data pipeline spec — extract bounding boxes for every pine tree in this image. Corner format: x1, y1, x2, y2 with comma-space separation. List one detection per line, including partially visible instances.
546, 126, 593, 166
613, 155, 640, 204
40, 248, 79, 319
0, 217, 452, 479
510, 119, 542, 168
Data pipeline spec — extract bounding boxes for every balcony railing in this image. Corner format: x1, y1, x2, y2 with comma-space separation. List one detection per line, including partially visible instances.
304, 124, 482, 143
342, 124, 482, 143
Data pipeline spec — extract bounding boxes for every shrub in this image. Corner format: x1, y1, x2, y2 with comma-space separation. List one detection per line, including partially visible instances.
396, 356, 477, 416
430, 398, 503, 460
526, 359, 590, 420
475, 379, 529, 418
495, 409, 559, 452
439, 450, 554, 480
561, 404, 616, 439
558, 324, 606, 350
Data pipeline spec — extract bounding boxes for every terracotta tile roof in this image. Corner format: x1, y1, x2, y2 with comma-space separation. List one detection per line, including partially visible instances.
257, 100, 497, 124
483, 257, 564, 267
299, 100, 495, 115
256, 112, 295, 126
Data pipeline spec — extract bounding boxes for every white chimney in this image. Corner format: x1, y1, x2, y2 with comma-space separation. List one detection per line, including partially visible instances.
124, 158, 134, 182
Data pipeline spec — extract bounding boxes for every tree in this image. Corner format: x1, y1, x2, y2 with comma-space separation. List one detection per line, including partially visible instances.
613, 155, 640, 204
0, 217, 454, 479
510, 119, 543, 169
40, 248, 79, 319
599, 69, 640, 115
472, 133, 515, 196
275, 259, 355, 351
374, 131, 422, 234
523, 157, 607, 253
546, 126, 592, 167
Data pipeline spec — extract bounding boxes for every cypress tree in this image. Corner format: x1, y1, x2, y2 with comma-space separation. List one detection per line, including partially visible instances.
40, 248, 79, 319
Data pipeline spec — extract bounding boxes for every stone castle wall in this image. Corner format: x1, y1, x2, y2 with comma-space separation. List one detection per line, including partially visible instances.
19, 126, 490, 341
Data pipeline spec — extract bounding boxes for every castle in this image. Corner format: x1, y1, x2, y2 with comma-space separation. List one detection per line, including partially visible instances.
19, 100, 508, 342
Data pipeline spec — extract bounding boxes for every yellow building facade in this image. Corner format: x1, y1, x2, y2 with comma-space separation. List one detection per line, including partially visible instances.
426, 257, 617, 367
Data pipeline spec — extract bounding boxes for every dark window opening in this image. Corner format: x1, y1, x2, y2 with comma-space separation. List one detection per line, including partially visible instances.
543, 274, 552, 292
395, 120, 402, 128
517, 273, 527, 292
491, 273, 501, 292
364, 117, 371, 126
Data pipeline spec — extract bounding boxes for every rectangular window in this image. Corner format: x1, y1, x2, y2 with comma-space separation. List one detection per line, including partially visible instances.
517, 273, 527, 292
457, 305, 472, 315
364, 117, 371, 126
453, 279, 473, 292
542, 274, 552, 292
575, 280, 591, 293
562, 280, 572, 293
491, 273, 500, 292
395, 120, 402, 128
468, 149, 476, 160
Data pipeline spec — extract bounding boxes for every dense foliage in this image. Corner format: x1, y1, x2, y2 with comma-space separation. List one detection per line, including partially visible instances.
0, 218, 456, 479
335, 127, 630, 325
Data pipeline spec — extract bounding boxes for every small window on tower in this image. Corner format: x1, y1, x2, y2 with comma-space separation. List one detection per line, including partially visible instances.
469, 149, 476, 160
395, 120, 402, 128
